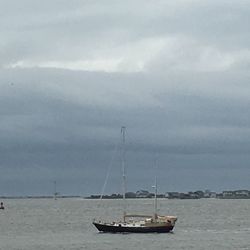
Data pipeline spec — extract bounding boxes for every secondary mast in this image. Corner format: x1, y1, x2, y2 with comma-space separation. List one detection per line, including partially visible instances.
153, 172, 158, 220
153, 158, 158, 221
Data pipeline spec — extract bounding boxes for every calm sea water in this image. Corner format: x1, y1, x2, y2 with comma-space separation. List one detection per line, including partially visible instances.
0, 198, 250, 250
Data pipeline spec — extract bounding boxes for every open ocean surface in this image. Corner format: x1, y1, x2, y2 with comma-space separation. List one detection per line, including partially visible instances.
0, 198, 250, 250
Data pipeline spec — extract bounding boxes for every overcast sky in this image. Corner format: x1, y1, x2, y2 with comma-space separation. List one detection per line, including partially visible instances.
1, 0, 250, 196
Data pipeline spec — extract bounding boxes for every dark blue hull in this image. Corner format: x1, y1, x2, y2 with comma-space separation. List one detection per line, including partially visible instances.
93, 222, 174, 233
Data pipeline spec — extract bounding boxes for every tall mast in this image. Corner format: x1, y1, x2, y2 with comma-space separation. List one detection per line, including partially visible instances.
121, 126, 126, 221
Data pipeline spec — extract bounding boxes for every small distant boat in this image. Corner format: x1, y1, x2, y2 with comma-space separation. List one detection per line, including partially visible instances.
93, 127, 177, 233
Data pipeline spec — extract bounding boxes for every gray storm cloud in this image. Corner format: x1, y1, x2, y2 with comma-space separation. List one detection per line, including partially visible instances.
1, 0, 250, 72
0, 0, 250, 196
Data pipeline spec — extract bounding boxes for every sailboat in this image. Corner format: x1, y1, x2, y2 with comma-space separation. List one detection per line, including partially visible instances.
93, 127, 177, 233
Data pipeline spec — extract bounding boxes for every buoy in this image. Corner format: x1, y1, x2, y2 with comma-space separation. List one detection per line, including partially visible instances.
0, 202, 4, 209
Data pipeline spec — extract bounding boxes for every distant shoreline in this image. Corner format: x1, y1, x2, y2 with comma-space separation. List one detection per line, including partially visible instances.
85, 189, 250, 199
1, 189, 250, 200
